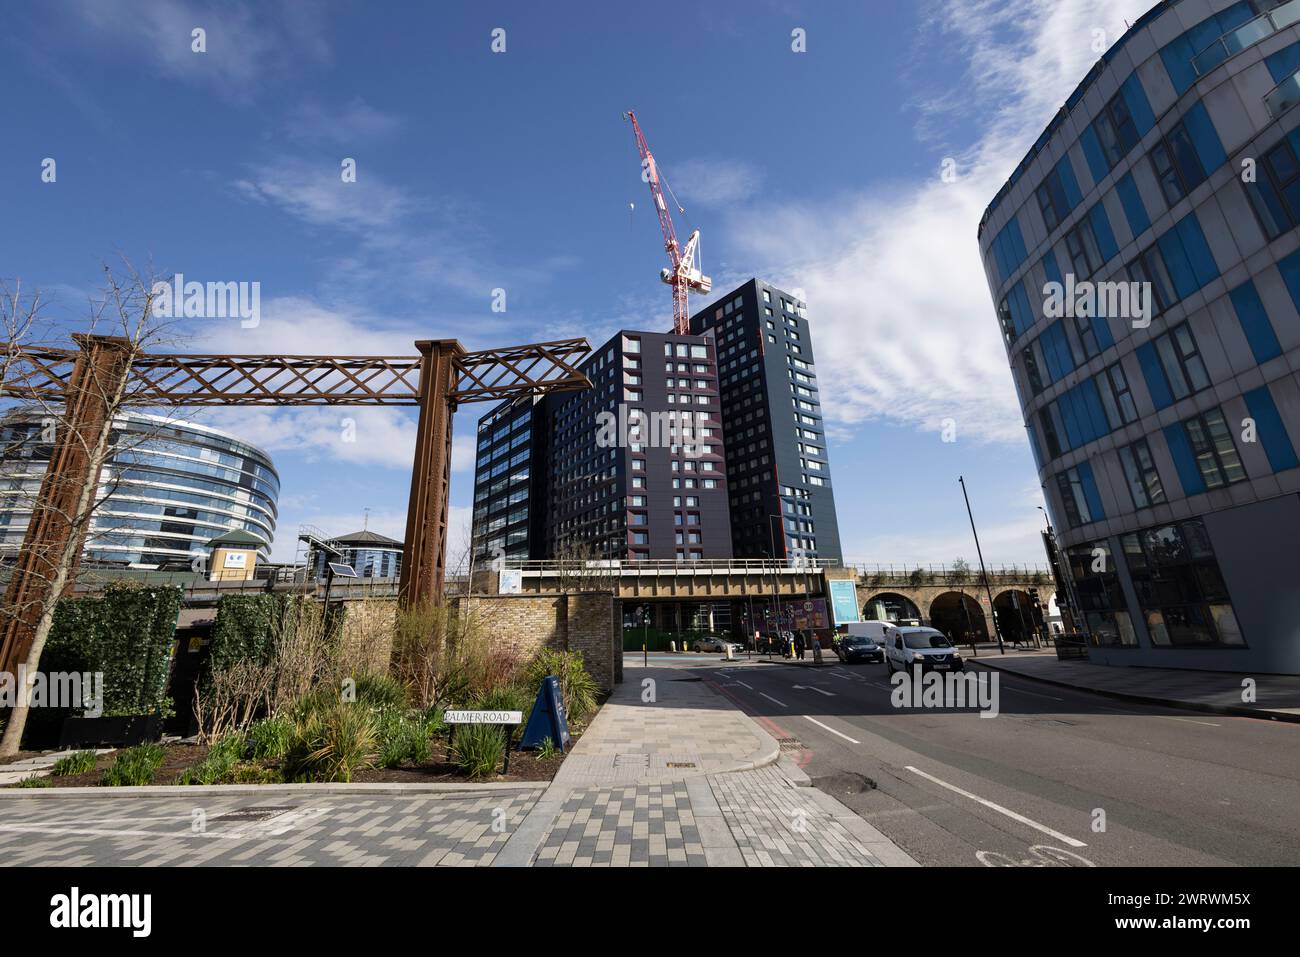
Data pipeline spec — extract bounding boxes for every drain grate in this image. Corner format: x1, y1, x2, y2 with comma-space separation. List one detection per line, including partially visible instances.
776, 738, 802, 752
216, 806, 295, 822
666, 762, 697, 769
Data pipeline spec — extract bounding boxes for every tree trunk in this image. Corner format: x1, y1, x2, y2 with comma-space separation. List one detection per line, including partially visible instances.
0, 415, 116, 757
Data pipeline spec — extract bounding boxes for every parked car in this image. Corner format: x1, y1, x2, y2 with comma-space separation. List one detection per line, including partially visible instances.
883, 626, 965, 673
835, 634, 884, 664
692, 635, 743, 654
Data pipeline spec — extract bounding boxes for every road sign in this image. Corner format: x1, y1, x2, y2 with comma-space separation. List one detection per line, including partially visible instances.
444, 710, 523, 725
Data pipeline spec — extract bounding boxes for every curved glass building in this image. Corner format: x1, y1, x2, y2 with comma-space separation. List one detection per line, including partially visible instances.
0, 412, 279, 567
980, 0, 1300, 674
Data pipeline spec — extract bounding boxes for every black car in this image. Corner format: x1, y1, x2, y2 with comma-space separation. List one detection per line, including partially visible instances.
835, 635, 884, 663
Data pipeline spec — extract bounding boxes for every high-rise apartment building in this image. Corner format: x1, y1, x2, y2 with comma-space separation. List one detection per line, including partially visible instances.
979, 0, 1300, 673
470, 328, 730, 563
689, 279, 842, 564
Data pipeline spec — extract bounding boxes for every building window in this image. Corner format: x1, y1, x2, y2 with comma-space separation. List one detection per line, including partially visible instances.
1066, 541, 1137, 647
1118, 439, 1165, 509
1183, 408, 1246, 490
1122, 518, 1243, 648
1055, 462, 1103, 528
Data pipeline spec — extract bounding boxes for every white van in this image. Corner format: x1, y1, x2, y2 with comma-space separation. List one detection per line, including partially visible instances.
842, 621, 898, 646
883, 626, 965, 673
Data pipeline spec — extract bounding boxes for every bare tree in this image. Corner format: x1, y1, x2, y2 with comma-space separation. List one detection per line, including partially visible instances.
0, 258, 185, 755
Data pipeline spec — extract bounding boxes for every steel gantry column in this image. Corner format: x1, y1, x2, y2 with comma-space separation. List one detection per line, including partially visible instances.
0, 334, 134, 678
399, 340, 461, 607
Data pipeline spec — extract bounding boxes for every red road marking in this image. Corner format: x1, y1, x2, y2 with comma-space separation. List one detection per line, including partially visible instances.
701, 675, 812, 766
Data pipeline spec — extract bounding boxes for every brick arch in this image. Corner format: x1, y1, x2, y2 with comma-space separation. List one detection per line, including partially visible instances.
928, 591, 988, 643
862, 592, 921, 622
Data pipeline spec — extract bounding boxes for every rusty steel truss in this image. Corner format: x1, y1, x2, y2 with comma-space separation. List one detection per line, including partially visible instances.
0, 335, 590, 678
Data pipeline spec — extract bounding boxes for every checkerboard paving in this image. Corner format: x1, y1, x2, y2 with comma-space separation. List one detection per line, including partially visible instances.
532, 782, 706, 867
529, 767, 885, 867
0, 788, 544, 866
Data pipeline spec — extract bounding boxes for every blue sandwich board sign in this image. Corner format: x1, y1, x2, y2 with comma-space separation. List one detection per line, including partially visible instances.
520, 675, 571, 752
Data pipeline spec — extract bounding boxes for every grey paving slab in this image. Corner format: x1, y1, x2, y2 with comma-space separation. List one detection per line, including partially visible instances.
0, 787, 544, 866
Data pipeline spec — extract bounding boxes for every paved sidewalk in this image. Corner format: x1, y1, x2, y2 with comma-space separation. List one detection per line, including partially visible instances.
551, 665, 778, 787
0, 749, 113, 787
0, 788, 544, 866
497, 665, 917, 867
971, 652, 1300, 721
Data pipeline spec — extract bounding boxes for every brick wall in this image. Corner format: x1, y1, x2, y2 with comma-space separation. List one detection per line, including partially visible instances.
447, 591, 620, 691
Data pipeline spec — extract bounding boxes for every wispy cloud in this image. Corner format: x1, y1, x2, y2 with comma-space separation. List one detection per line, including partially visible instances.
284, 97, 404, 145
720, 0, 1154, 445
233, 159, 413, 231
671, 157, 764, 207
65, 0, 330, 99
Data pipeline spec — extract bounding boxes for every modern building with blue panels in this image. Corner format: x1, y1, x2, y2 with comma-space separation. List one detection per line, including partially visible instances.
979, 0, 1300, 673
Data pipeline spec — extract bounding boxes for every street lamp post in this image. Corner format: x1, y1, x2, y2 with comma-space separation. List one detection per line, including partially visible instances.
767, 514, 787, 655
958, 476, 1004, 655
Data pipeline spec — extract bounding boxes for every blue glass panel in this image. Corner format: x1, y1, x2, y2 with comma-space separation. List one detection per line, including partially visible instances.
1228, 281, 1282, 363
1244, 386, 1300, 472
1163, 423, 1207, 495
1137, 342, 1173, 409
1115, 172, 1150, 237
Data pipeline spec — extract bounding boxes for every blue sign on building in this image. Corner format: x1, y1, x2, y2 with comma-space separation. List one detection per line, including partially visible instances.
520, 675, 571, 752
829, 579, 860, 625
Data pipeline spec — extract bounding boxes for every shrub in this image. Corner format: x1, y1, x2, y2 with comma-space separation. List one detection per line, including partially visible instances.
353, 672, 408, 711
536, 737, 558, 760
420, 706, 446, 738
472, 684, 531, 715
522, 649, 598, 724
100, 743, 165, 787
247, 715, 294, 760
51, 750, 98, 777
452, 722, 505, 778
282, 702, 377, 783
227, 762, 283, 784
375, 710, 432, 769
14, 775, 53, 788
178, 734, 246, 786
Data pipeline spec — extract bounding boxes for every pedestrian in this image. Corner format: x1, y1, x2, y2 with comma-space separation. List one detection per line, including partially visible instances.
794, 630, 806, 660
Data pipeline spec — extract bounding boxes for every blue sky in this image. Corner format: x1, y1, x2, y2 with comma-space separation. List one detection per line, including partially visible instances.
1, 0, 1156, 566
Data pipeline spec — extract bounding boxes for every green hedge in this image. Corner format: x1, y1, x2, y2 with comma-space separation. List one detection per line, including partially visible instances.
42, 582, 183, 716
206, 593, 292, 680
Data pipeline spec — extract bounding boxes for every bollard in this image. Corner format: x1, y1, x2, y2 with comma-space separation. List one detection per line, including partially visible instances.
669, 640, 676, 653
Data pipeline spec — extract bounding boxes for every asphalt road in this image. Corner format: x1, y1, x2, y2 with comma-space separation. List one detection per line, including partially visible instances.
645, 652, 1300, 867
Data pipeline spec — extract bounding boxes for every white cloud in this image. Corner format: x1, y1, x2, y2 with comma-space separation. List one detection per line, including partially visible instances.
672, 157, 764, 207
285, 97, 403, 145
234, 160, 412, 231
721, 0, 1154, 445
67, 0, 329, 98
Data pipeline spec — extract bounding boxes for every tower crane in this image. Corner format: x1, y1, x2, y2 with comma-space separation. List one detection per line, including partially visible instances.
623, 110, 712, 334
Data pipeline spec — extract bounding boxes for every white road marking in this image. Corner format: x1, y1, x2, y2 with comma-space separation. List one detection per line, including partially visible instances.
827, 672, 853, 681
759, 692, 787, 708
1162, 716, 1220, 727
904, 766, 1088, 848
802, 715, 861, 744
735, 681, 753, 690
792, 684, 835, 697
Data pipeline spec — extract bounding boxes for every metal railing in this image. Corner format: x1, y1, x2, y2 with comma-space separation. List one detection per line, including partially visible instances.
1266, 68, 1300, 118
498, 557, 838, 573
1193, 0, 1300, 76
848, 562, 1052, 586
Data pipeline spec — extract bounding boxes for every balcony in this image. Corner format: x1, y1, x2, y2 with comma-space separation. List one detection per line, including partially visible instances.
1192, 0, 1300, 77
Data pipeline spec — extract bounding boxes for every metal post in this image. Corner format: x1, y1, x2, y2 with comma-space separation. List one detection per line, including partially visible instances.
959, 476, 1004, 655
0, 335, 133, 678
398, 340, 462, 611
